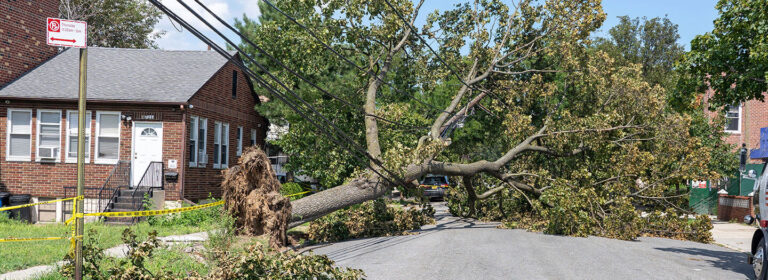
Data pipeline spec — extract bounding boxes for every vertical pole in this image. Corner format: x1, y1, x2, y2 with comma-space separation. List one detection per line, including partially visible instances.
75, 47, 87, 280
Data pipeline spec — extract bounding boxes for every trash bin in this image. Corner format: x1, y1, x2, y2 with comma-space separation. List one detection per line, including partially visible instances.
0, 192, 9, 218
8, 194, 31, 223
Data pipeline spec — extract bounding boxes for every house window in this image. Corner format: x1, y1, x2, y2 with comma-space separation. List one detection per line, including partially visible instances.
189, 116, 207, 167
725, 105, 741, 133
37, 110, 62, 161
189, 117, 197, 166
66, 111, 91, 163
6, 109, 32, 161
95, 111, 120, 164
231, 70, 238, 99
251, 129, 257, 147
236, 126, 243, 156
213, 122, 229, 169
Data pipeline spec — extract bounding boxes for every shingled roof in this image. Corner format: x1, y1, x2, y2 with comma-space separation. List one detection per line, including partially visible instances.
0, 47, 237, 103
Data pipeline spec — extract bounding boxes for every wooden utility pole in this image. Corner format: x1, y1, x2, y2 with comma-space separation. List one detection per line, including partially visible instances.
45, 17, 88, 280
74, 47, 87, 280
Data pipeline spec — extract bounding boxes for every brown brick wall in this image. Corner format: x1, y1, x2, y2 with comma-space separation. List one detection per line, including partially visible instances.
184, 61, 267, 200
717, 194, 754, 222
0, 0, 59, 87
704, 89, 768, 162
0, 101, 184, 200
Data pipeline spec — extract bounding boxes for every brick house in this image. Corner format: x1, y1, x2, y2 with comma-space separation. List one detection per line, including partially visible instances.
0, 46, 269, 222
701, 88, 768, 160
0, 0, 59, 86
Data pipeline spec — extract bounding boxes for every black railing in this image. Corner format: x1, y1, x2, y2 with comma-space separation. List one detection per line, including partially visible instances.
97, 160, 131, 213
63, 187, 102, 216
130, 161, 164, 213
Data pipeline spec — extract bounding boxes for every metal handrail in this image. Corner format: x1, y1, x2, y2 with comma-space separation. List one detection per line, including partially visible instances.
130, 161, 164, 214
96, 160, 130, 213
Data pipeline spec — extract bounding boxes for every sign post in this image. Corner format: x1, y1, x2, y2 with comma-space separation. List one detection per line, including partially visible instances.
47, 17, 87, 280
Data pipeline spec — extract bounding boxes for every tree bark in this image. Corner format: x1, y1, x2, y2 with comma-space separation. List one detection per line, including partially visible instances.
289, 177, 389, 228
463, 176, 477, 217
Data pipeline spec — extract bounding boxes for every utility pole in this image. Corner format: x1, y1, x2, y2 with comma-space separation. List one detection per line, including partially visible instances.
46, 17, 89, 280
74, 46, 87, 280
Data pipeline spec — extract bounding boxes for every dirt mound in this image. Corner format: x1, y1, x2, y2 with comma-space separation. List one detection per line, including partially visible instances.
221, 146, 291, 248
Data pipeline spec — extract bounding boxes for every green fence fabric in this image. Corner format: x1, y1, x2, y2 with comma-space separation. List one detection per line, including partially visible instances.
726, 163, 764, 196
690, 180, 718, 215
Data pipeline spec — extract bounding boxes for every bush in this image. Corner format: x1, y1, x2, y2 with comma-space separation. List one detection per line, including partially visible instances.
202, 246, 364, 280
280, 182, 307, 200
61, 228, 177, 279
308, 199, 434, 243
148, 199, 224, 227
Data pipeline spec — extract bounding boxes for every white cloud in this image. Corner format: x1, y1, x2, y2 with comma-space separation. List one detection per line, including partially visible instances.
153, 0, 264, 50
238, 0, 262, 20
155, 0, 240, 50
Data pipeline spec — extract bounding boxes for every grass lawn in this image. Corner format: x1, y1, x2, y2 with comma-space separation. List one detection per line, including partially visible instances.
0, 217, 220, 274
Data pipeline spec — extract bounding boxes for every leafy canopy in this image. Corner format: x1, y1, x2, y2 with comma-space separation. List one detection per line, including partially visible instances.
676, 0, 768, 109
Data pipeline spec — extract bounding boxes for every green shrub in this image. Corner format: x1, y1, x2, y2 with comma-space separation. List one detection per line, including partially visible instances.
202, 246, 364, 280
308, 199, 434, 242
148, 199, 224, 227
60, 228, 177, 279
280, 182, 307, 200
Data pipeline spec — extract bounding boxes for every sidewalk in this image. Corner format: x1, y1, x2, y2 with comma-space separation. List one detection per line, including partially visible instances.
711, 219, 757, 253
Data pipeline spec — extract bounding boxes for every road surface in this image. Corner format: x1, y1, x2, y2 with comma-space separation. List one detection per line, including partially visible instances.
308, 203, 753, 280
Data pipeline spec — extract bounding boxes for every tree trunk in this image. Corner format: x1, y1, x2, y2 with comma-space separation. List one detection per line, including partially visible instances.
289, 177, 390, 228
463, 176, 477, 217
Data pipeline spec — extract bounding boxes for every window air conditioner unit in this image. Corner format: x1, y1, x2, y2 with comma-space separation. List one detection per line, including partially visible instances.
39, 147, 58, 160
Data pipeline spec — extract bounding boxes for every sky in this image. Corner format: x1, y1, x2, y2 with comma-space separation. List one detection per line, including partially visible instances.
155, 0, 720, 51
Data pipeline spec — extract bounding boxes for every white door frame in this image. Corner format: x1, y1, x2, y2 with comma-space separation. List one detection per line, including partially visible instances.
131, 121, 163, 186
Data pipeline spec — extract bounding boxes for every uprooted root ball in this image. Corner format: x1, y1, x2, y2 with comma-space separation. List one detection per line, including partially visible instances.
221, 146, 291, 248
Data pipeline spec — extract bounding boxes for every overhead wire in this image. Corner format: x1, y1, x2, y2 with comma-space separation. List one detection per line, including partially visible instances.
258, 0, 456, 118
149, 0, 405, 186
185, 0, 428, 131
381, 0, 514, 112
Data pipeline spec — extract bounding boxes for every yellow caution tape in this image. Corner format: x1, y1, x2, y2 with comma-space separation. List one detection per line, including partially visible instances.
0, 236, 67, 243
1, 198, 222, 244
0, 195, 83, 212
84, 200, 225, 218
286, 191, 311, 197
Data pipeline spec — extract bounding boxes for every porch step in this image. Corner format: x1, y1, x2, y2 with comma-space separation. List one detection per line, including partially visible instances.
103, 188, 151, 225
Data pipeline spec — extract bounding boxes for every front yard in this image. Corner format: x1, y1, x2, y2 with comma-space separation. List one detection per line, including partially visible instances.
0, 208, 222, 274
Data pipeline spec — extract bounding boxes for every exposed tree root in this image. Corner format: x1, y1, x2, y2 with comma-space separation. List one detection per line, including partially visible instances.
221, 147, 291, 249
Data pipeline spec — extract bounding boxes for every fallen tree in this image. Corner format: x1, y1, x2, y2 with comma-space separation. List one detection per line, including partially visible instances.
232, 0, 730, 241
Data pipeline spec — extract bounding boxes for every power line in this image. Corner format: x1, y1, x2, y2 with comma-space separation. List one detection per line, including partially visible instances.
258, 0, 453, 117
381, 0, 514, 112
183, 0, 427, 132
149, 0, 405, 186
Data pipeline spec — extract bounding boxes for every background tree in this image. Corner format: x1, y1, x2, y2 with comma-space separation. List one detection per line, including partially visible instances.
60, 0, 164, 48
676, 0, 768, 109
594, 16, 685, 90
595, 15, 736, 184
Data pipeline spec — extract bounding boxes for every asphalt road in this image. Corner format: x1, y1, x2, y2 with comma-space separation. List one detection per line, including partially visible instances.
308, 203, 753, 280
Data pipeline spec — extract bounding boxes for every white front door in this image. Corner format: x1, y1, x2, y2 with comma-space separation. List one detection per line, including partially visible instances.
132, 122, 163, 185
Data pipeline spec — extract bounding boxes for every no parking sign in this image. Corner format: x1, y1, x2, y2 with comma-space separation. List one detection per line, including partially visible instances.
46, 18, 87, 48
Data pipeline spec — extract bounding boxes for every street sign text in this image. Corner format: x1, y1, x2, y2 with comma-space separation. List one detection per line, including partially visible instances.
46, 18, 87, 48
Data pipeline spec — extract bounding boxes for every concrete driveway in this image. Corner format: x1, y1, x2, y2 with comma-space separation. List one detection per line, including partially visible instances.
308, 203, 753, 280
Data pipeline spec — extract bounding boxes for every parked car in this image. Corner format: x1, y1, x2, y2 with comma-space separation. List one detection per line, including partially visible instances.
421, 175, 450, 201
